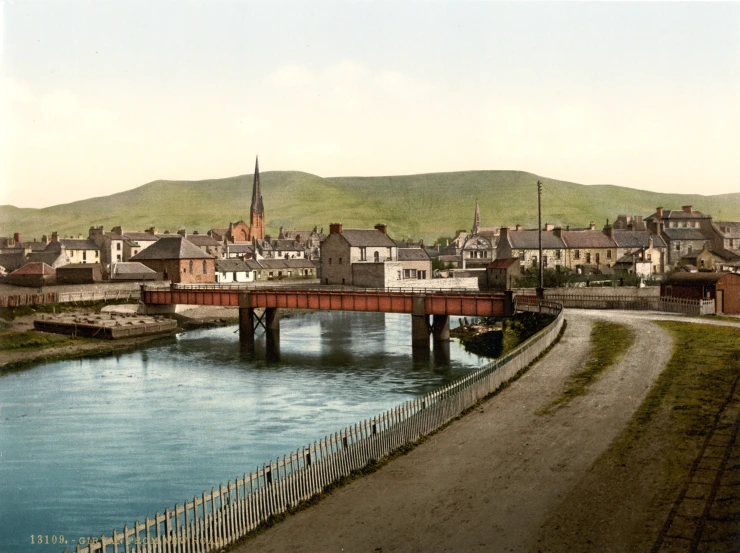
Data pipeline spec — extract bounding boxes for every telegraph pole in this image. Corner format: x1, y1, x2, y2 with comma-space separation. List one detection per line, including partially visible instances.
537, 180, 544, 300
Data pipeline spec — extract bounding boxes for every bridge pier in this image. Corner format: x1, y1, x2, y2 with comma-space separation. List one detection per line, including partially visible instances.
431, 315, 450, 342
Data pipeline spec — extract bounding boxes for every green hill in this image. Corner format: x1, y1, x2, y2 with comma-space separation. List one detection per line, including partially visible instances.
2, 170, 739, 244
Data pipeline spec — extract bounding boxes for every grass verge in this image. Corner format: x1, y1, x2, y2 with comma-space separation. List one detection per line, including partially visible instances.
538, 320, 635, 415
222, 319, 567, 551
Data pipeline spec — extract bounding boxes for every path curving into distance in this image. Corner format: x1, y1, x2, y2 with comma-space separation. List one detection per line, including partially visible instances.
231, 310, 739, 553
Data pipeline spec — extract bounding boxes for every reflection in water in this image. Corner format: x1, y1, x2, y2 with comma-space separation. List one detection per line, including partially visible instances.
0, 311, 489, 553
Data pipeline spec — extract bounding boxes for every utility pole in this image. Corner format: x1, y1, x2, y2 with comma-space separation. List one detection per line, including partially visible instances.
537, 180, 544, 301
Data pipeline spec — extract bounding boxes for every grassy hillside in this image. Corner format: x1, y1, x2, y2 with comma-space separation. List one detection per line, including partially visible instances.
2, 170, 740, 244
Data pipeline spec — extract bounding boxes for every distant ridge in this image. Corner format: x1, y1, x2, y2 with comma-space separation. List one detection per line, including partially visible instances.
2, 170, 739, 243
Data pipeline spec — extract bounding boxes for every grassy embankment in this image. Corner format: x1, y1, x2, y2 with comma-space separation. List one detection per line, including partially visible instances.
543, 322, 740, 552
539, 320, 636, 414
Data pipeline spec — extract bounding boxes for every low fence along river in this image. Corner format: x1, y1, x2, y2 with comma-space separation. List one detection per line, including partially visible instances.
0, 310, 523, 553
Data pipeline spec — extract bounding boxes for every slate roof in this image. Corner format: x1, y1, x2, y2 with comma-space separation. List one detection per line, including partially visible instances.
57, 263, 103, 270
713, 222, 740, 238
11, 262, 55, 276
710, 248, 740, 262
339, 229, 397, 248
122, 232, 159, 242
270, 239, 304, 251
216, 259, 252, 272
507, 230, 566, 250
111, 262, 157, 275
398, 248, 431, 261
226, 244, 254, 253
59, 239, 100, 250
186, 235, 222, 247
610, 231, 667, 249
130, 236, 213, 260
438, 255, 461, 263
665, 272, 736, 285
487, 258, 518, 269
0, 252, 27, 271
662, 228, 709, 241
561, 230, 617, 249
26, 251, 66, 266
645, 209, 707, 220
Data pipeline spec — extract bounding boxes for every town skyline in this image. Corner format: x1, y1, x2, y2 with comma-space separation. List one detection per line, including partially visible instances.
2, 1, 739, 208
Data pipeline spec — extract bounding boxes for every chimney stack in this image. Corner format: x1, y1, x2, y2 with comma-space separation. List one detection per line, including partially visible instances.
545, 223, 554, 231
329, 223, 343, 235
13, 232, 21, 245
374, 223, 388, 235
682, 205, 693, 213
553, 227, 562, 238
111, 226, 122, 235
515, 224, 523, 231
589, 221, 596, 231
500, 226, 510, 242
177, 229, 187, 237
146, 227, 158, 236
51, 231, 59, 243
656, 207, 664, 218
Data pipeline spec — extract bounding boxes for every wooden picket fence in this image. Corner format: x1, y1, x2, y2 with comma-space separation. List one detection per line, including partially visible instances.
0, 288, 140, 307
63, 303, 564, 553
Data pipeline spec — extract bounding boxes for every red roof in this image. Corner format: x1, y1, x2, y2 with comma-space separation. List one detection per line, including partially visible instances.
11, 262, 55, 276
487, 258, 518, 269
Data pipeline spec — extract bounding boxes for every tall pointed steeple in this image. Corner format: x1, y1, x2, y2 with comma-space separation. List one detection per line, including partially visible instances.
248, 155, 265, 240
251, 156, 264, 215
472, 200, 481, 235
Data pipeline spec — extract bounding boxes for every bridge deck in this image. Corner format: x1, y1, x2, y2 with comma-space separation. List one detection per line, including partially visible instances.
141, 287, 512, 318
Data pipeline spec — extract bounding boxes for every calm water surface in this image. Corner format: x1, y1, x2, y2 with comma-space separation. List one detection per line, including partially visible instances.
0, 311, 487, 553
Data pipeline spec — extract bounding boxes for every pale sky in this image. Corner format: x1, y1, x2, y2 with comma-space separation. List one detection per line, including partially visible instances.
1, 1, 739, 208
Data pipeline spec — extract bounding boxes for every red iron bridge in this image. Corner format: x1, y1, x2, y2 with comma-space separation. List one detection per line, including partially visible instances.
141, 284, 516, 349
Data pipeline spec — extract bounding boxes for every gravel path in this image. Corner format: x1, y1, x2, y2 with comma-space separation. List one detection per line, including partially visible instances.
231, 310, 693, 553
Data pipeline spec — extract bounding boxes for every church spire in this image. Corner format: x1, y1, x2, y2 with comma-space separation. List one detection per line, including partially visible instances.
472, 200, 481, 235
251, 155, 264, 215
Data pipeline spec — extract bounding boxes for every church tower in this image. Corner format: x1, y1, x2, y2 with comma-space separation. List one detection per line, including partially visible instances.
248, 156, 265, 241
472, 200, 481, 235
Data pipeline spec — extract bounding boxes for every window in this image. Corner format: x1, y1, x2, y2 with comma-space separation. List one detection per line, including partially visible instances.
665, 285, 673, 297
360, 247, 367, 261
189, 260, 193, 273
595, 253, 600, 264
575, 250, 580, 259
203, 261, 207, 273
519, 251, 525, 261
387, 247, 392, 260
688, 246, 693, 254
676, 243, 681, 251
555, 250, 561, 260
585, 252, 591, 263
233, 271, 237, 280
117, 243, 121, 251
83, 251, 87, 261
418, 270, 426, 279
607, 250, 612, 259
532, 256, 538, 267
116, 255, 121, 262
543, 256, 548, 268
374, 251, 380, 262
339, 257, 342, 264
404, 269, 417, 279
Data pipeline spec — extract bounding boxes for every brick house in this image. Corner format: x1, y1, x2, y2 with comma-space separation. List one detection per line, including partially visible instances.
661, 272, 740, 315
179, 231, 224, 259
130, 235, 215, 284
496, 227, 567, 273
320, 223, 399, 286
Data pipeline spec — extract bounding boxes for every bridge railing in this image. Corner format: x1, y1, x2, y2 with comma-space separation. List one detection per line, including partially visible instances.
143, 282, 498, 296
63, 303, 564, 553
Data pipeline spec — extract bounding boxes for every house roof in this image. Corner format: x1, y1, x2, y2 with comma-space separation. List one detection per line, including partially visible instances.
130, 236, 213, 260
507, 230, 566, 250
59, 239, 100, 250
665, 272, 736, 285
111, 262, 157, 275
338, 229, 397, 248
227, 244, 255, 253
185, 234, 222, 247
438, 255, 460, 263
710, 248, 740, 262
57, 263, 103, 270
26, 251, 66, 265
610, 231, 666, 249
487, 258, 518, 269
662, 228, 709, 241
216, 259, 252, 272
561, 230, 617, 249
123, 232, 160, 242
398, 248, 431, 261
269, 239, 304, 251
645, 209, 707, 220
0, 251, 26, 270
11, 262, 55, 276
713, 222, 740, 238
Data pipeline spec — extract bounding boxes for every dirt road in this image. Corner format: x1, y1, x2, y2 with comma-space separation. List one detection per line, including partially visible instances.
231, 310, 726, 553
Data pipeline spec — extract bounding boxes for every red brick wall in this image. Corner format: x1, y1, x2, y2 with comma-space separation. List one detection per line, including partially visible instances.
717, 274, 740, 314
137, 259, 215, 283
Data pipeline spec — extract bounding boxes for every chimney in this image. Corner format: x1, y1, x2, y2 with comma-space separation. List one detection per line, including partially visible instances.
545, 223, 554, 231
146, 227, 158, 236
500, 226, 510, 242
682, 205, 693, 213
329, 223, 343, 235
656, 207, 664, 219
374, 223, 388, 235
589, 221, 596, 231
51, 231, 59, 243
515, 224, 523, 231
553, 227, 563, 238
41, 235, 48, 244
111, 225, 122, 235
177, 229, 187, 237
566, 225, 570, 231
13, 232, 21, 245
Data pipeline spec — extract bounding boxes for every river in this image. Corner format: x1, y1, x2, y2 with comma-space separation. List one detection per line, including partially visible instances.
0, 311, 488, 553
